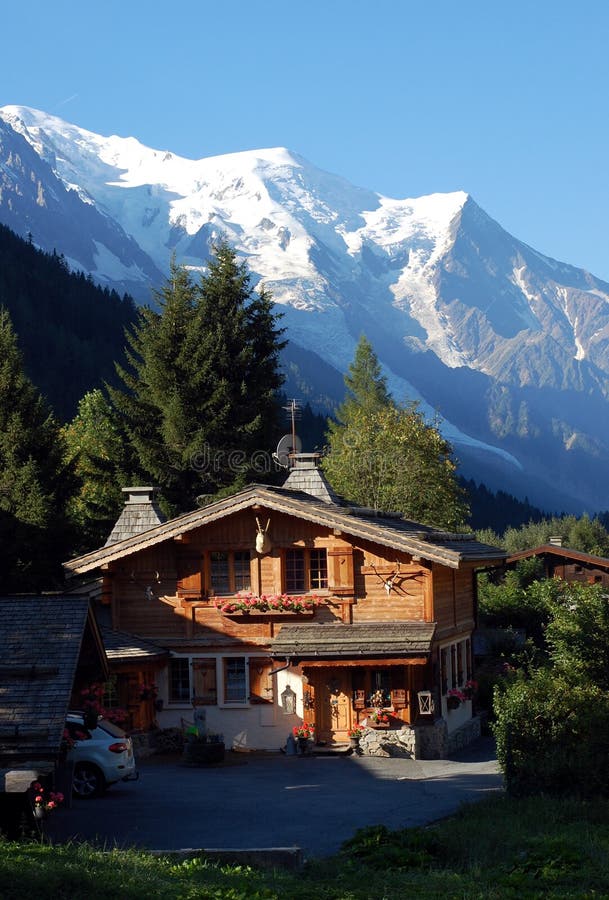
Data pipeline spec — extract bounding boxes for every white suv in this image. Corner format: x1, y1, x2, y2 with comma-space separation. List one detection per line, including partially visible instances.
65, 712, 138, 798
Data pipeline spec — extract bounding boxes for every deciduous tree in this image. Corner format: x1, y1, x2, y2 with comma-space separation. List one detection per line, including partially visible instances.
323, 337, 469, 529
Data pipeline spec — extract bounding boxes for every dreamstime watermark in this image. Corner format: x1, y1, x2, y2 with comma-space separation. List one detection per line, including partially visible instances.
190, 444, 284, 475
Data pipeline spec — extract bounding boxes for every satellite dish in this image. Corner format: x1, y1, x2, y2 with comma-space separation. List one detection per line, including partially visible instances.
274, 433, 302, 468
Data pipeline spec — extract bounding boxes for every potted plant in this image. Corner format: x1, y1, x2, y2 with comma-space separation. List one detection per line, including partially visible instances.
182, 731, 225, 765
31, 783, 64, 822
462, 679, 478, 700
446, 688, 466, 710
370, 709, 391, 728
292, 722, 315, 754
347, 725, 366, 749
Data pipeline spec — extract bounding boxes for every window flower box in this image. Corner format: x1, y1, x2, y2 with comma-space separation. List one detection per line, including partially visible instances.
221, 608, 316, 617
216, 592, 322, 616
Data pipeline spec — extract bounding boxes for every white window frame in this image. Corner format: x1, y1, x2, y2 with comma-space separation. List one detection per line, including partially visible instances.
166, 654, 253, 709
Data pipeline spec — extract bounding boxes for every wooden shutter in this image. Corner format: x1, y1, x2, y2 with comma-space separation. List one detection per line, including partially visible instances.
192, 658, 217, 705
391, 689, 407, 709
177, 552, 202, 599
328, 547, 354, 595
249, 657, 274, 704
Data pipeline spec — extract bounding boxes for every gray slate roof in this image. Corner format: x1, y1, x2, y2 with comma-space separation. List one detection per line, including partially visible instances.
101, 627, 169, 663
105, 486, 166, 546
66, 484, 506, 575
270, 622, 437, 660
282, 456, 343, 504
0, 597, 105, 762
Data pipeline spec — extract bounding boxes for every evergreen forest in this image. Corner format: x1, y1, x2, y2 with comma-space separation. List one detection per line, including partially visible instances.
0, 224, 138, 421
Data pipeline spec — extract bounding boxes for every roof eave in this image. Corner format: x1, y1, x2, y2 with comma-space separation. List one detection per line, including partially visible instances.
64, 484, 504, 574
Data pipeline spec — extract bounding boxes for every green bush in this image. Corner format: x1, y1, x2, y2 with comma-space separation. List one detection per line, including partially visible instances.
493, 668, 609, 798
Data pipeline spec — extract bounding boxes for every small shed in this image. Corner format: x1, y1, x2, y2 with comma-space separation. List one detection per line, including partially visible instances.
0, 596, 107, 835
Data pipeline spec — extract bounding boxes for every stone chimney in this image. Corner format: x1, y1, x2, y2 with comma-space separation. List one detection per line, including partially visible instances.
282, 453, 342, 505
105, 487, 166, 546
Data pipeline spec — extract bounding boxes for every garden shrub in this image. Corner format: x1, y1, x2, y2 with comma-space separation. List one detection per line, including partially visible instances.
493, 668, 609, 798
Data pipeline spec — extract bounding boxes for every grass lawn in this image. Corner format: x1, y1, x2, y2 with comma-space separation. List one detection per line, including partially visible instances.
2, 793, 608, 898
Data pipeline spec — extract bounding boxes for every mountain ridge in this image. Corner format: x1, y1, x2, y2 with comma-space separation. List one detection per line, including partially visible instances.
2, 105, 609, 513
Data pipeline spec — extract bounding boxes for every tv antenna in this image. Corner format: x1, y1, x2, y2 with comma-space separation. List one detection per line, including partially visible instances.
274, 399, 302, 468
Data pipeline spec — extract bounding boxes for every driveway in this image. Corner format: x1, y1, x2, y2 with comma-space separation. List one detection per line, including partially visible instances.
46, 737, 503, 859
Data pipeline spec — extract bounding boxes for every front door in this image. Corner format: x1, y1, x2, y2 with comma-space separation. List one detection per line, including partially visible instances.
308, 667, 352, 744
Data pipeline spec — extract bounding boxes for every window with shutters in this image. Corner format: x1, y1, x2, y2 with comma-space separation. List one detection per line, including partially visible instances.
285, 548, 328, 593
169, 658, 191, 703
208, 550, 252, 596
440, 639, 472, 695
223, 658, 248, 704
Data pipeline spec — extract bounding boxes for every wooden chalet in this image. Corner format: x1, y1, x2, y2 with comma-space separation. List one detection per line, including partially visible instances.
506, 543, 609, 587
64, 458, 505, 758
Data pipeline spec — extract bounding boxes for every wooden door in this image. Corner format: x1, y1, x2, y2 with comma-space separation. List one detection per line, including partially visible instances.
309, 667, 352, 744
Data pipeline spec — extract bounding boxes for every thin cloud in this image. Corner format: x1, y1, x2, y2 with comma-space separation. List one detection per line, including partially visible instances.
54, 93, 79, 110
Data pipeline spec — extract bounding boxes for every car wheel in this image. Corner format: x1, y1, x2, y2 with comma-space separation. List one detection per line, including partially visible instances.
73, 762, 106, 798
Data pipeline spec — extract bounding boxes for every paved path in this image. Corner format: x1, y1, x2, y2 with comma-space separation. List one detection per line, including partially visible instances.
46, 737, 503, 859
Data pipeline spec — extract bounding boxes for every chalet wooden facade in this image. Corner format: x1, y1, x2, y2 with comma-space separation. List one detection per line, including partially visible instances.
507, 544, 609, 587
65, 460, 505, 758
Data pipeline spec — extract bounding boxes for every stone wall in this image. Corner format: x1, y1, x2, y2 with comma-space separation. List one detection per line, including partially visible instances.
357, 716, 482, 760
359, 725, 418, 758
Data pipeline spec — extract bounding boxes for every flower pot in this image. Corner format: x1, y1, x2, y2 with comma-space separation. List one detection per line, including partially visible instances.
349, 737, 361, 749
297, 737, 309, 755
33, 806, 46, 821
183, 740, 225, 765
447, 696, 460, 711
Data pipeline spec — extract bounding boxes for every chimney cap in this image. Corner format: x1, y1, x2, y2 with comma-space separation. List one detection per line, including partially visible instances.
121, 486, 157, 504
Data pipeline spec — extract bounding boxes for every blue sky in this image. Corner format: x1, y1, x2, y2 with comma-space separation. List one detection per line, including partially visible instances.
3, 1, 609, 277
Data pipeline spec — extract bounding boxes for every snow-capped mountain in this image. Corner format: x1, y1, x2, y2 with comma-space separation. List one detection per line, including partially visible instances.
2, 104, 609, 514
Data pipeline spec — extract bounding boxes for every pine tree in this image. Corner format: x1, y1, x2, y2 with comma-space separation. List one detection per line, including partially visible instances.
323, 336, 469, 529
109, 245, 285, 514
338, 334, 391, 420
0, 307, 73, 590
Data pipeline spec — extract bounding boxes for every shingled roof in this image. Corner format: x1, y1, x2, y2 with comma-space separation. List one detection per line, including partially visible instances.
65, 484, 506, 575
105, 486, 166, 546
101, 627, 169, 663
0, 597, 107, 764
270, 622, 437, 661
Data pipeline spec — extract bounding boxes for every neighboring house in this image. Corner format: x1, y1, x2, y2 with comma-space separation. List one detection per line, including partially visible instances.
0, 596, 107, 834
64, 457, 505, 758
506, 543, 609, 587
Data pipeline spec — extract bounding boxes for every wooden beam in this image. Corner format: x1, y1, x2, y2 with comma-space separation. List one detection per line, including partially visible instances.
301, 657, 428, 667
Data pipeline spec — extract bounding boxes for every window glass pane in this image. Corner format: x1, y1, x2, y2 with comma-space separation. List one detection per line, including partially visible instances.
369, 670, 391, 707
457, 642, 464, 685
234, 551, 251, 592
169, 658, 190, 703
210, 551, 230, 594
309, 549, 328, 589
286, 549, 306, 593
224, 658, 247, 703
